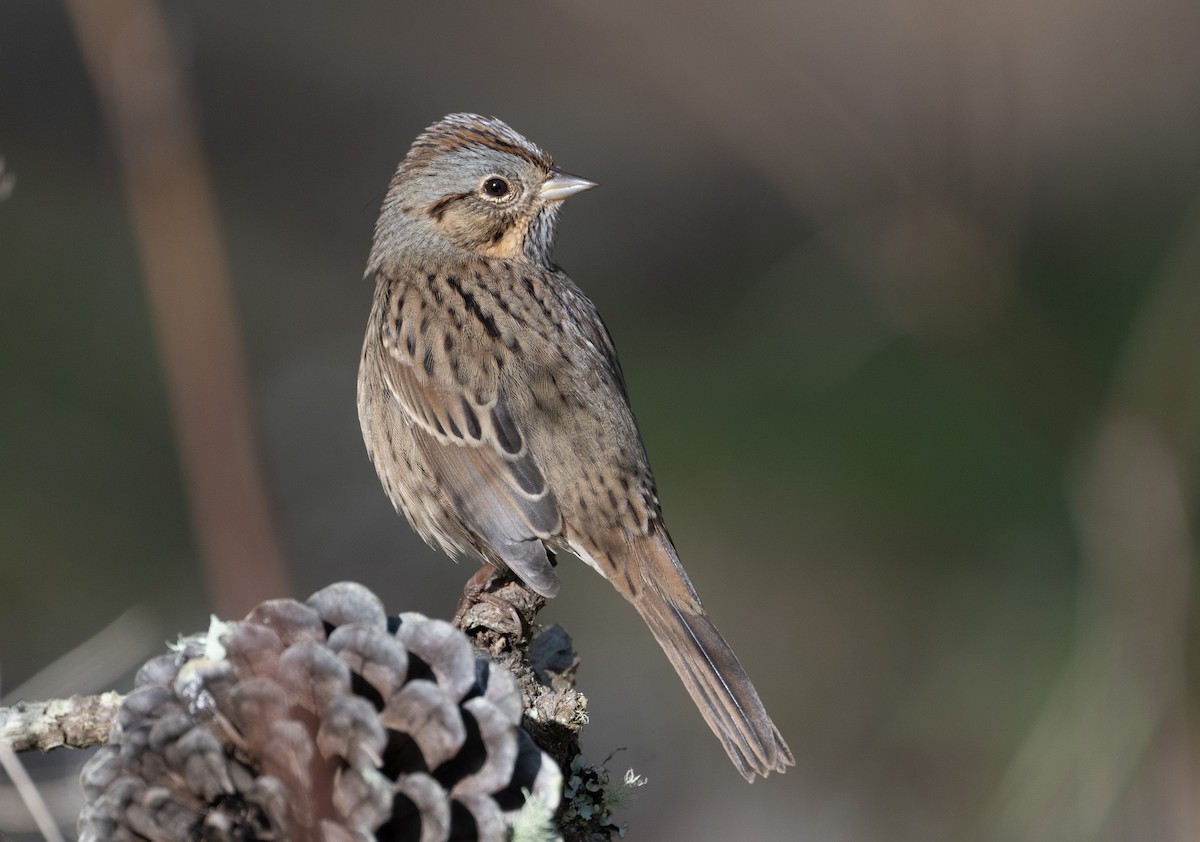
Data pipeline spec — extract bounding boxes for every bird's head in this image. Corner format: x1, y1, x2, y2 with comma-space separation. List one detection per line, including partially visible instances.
373, 113, 596, 267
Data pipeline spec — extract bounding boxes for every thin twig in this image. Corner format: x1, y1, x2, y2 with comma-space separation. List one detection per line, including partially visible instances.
0, 773, 88, 835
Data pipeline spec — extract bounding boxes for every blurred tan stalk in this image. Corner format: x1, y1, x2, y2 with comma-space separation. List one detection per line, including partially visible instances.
64, 0, 290, 615
979, 203, 1200, 841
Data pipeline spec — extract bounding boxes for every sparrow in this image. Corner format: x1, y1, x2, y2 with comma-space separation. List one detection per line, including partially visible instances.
357, 113, 793, 781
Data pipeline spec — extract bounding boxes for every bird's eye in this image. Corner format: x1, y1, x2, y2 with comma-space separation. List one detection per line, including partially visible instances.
481, 176, 511, 198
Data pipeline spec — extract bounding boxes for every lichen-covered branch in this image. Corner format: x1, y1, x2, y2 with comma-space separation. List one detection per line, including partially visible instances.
0, 692, 123, 753
453, 567, 590, 772
454, 567, 639, 841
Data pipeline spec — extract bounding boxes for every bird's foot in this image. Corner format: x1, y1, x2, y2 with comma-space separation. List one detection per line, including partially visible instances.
452, 563, 526, 636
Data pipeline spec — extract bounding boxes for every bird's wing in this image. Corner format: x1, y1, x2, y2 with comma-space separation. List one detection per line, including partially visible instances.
371, 269, 562, 596
552, 270, 630, 398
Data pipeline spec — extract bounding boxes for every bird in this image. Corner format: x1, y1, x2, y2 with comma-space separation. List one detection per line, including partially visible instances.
357, 113, 794, 781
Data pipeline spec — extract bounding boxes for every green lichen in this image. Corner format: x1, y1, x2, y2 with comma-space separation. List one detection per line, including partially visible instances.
559, 754, 647, 839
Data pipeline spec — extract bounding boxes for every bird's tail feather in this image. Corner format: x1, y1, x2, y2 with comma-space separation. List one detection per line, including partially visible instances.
622, 534, 794, 781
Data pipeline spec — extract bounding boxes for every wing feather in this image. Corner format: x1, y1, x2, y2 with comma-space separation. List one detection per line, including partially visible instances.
374, 269, 562, 595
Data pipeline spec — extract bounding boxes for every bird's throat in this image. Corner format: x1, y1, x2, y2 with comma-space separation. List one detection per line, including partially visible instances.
478, 222, 527, 259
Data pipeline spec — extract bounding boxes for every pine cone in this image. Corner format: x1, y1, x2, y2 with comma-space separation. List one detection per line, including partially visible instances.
77, 583, 563, 841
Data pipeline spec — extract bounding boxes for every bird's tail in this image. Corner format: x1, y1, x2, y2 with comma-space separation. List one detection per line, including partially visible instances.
616, 530, 794, 781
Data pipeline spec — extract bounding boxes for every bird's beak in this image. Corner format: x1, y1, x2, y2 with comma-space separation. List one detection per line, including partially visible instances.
539, 170, 597, 202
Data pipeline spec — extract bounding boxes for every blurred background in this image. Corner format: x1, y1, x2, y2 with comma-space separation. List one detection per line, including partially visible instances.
2, 0, 1199, 839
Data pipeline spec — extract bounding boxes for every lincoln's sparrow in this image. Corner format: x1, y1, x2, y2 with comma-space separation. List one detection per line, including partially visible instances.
357, 114, 793, 781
